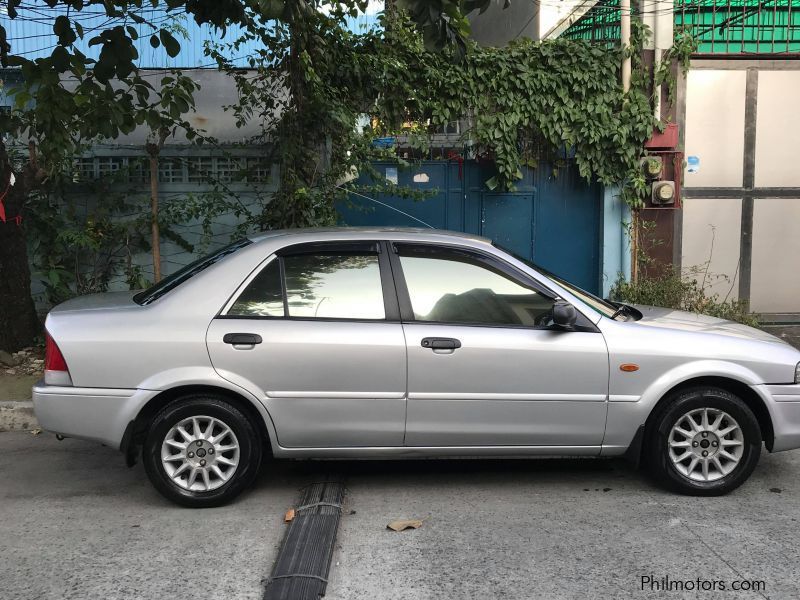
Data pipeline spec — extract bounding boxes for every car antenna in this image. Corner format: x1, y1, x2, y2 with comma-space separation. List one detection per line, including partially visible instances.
335, 185, 435, 229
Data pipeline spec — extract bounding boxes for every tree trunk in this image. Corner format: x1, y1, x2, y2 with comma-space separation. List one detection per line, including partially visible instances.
631, 208, 640, 284
0, 173, 41, 351
148, 153, 161, 282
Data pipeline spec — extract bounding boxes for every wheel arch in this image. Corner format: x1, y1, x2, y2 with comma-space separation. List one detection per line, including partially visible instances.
123, 384, 275, 465
644, 376, 774, 452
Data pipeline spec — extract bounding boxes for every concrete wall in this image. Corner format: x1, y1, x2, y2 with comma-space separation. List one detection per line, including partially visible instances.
65, 69, 276, 145
469, 0, 541, 45
469, 0, 584, 43
28, 145, 276, 312
681, 61, 800, 317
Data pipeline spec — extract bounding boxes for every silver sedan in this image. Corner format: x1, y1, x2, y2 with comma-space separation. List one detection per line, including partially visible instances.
33, 228, 800, 507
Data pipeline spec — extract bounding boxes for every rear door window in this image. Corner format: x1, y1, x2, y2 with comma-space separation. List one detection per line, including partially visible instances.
228, 259, 284, 317
225, 245, 387, 320
283, 253, 385, 319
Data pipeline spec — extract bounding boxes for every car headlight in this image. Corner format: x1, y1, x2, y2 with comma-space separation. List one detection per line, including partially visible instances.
796, 362, 800, 384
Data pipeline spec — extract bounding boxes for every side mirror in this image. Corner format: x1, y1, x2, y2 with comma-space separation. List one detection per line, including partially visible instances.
552, 301, 577, 330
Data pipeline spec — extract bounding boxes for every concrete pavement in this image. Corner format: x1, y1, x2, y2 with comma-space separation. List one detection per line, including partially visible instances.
2, 432, 800, 599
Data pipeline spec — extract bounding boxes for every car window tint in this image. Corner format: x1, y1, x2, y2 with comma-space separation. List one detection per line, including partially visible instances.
399, 252, 553, 326
283, 253, 385, 320
228, 259, 284, 317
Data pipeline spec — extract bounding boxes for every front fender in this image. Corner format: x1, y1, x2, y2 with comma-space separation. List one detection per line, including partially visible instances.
602, 360, 764, 454
638, 360, 764, 407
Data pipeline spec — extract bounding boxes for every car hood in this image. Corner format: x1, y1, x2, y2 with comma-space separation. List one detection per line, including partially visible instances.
49, 290, 140, 314
634, 305, 786, 345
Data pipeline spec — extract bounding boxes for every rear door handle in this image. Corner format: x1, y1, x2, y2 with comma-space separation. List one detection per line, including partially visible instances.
421, 337, 461, 350
223, 333, 262, 346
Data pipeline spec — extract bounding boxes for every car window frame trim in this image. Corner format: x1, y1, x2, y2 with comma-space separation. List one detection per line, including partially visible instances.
217, 239, 402, 322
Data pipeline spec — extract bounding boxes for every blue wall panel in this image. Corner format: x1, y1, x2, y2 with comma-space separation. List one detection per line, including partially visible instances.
339, 159, 603, 293
532, 167, 603, 292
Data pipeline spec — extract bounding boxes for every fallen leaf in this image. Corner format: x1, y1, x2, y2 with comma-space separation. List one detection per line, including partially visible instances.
387, 519, 423, 532
29, 429, 42, 436
284, 508, 296, 522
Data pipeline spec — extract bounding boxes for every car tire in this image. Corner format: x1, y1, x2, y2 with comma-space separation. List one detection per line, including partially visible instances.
646, 386, 761, 496
143, 394, 263, 508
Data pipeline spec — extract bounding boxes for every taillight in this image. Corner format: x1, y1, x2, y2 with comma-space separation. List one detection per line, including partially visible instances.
44, 331, 72, 386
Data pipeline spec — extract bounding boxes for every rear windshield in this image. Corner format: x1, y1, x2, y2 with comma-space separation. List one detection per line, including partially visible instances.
134, 239, 252, 305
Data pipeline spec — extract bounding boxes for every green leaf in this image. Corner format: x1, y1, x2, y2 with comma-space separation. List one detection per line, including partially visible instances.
159, 29, 181, 58
51, 46, 70, 73
53, 15, 76, 46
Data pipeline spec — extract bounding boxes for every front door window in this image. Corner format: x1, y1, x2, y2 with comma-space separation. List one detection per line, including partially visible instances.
398, 248, 555, 327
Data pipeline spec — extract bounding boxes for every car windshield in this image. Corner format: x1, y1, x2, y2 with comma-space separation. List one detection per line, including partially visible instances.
492, 243, 621, 319
134, 239, 252, 305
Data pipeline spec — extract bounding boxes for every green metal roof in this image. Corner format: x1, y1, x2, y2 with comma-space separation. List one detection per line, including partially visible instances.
561, 0, 800, 54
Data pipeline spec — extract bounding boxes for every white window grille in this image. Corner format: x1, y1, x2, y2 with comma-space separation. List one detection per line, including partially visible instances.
245, 157, 272, 183
188, 156, 214, 183
158, 157, 184, 183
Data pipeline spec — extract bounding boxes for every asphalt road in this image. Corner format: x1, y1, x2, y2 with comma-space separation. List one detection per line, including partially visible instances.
2, 433, 800, 599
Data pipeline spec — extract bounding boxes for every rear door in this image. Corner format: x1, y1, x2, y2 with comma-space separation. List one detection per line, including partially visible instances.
207, 241, 407, 448
390, 242, 609, 448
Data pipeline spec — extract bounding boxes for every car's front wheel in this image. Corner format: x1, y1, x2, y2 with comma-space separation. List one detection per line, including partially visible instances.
646, 387, 762, 496
143, 394, 263, 507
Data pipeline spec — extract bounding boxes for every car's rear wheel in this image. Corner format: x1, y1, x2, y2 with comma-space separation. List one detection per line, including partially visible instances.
646, 387, 761, 496
143, 395, 262, 507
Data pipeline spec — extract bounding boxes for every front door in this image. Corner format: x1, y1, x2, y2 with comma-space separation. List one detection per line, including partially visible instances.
391, 243, 609, 448
207, 241, 407, 448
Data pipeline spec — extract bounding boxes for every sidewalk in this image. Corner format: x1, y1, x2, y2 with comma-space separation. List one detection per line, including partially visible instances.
0, 401, 36, 432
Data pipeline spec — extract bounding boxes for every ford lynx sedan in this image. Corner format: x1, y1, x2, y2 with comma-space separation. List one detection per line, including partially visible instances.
34, 228, 800, 507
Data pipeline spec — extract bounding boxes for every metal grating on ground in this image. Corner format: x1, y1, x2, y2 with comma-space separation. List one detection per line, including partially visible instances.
263, 480, 346, 600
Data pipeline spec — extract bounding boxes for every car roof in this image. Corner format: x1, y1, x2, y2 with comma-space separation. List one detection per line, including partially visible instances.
248, 226, 492, 246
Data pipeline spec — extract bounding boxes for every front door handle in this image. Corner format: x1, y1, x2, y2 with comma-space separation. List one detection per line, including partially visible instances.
223, 333, 263, 346
421, 337, 461, 350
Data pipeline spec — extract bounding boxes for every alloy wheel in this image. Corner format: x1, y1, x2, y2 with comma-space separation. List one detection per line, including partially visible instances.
160, 415, 241, 492
667, 407, 745, 482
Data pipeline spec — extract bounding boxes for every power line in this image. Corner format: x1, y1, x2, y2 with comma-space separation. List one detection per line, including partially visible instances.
336, 185, 435, 229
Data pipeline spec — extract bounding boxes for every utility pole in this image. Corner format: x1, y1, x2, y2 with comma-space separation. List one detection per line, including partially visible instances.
643, 0, 675, 120
620, 0, 631, 92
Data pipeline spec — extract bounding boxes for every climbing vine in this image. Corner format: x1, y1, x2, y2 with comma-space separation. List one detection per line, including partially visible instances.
375, 17, 697, 208
213, 10, 696, 226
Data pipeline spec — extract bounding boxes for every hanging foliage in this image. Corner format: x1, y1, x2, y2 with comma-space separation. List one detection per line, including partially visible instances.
212, 10, 694, 229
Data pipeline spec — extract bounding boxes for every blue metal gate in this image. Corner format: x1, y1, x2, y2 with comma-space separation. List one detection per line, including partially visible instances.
338, 160, 603, 293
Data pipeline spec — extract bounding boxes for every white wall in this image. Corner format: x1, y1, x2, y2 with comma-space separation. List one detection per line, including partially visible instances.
683, 70, 746, 189
681, 198, 741, 300
751, 198, 800, 313
682, 66, 800, 314
754, 71, 800, 187
59, 69, 277, 145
